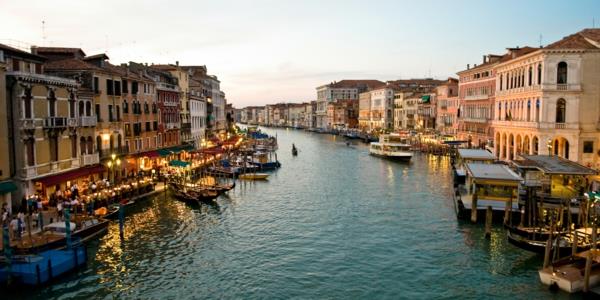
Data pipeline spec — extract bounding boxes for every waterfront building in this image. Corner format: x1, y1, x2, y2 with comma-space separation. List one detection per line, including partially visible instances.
435, 78, 459, 136
288, 103, 306, 128
326, 99, 358, 130
492, 28, 600, 168
0, 46, 17, 211
315, 80, 383, 129
416, 93, 437, 130
152, 68, 181, 148
5, 45, 96, 202
116, 63, 160, 174
457, 54, 503, 148
367, 84, 395, 131
358, 91, 371, 131
397, 92, 420, 130
181, 65, 225, 137
189, 78, 207, 147
225, 103, 235, 131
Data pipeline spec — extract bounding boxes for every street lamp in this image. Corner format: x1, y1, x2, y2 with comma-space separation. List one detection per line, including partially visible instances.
106, 154, 121, 185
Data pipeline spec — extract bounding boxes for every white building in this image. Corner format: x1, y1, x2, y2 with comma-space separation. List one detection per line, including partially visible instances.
492, 29, 600, 169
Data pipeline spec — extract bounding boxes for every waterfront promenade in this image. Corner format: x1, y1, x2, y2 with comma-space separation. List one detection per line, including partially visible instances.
4, 127, 568, 299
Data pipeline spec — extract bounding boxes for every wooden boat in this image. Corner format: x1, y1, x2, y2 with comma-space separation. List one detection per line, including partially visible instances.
13, 217, 109, 254
239, 173, 269, 180
0, 246, 87, 286
509, 227, 600, 255
539, 249, 600, 293
169, 182, 220, 204
369, 134, 412, 162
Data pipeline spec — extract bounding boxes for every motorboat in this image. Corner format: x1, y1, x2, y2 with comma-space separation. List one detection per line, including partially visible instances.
369, 134, 412, 161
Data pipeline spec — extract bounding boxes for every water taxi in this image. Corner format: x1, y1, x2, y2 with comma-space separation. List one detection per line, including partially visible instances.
369, 134, 412, 162
239, 173, 269, 180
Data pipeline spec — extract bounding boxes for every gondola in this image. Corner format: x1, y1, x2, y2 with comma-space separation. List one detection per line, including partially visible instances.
292, 146, 298, 156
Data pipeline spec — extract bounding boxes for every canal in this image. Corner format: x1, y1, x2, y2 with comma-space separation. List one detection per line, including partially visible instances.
9, 127, 576, 299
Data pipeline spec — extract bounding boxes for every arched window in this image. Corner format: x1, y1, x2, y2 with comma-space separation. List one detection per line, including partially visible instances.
96, 136, 102, 153
527, 100, 531, 122
78, 101, 84, 117
80, 137, 86, 155
537, 64, 542, 85
557, 62, 567, 84
528, 66, 533, 86
123, 100, 129, 113
87, 136, 93, 154
556, 98, 566, 123
565, 140, 570, 159
86, 101, 92, 116
499, 74, 503, 91
554, 140, 559, 155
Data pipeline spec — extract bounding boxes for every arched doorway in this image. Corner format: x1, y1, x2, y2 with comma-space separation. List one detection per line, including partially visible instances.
532, 136, 539, 155
523, 135, 530, 154
508, 134, 514, 160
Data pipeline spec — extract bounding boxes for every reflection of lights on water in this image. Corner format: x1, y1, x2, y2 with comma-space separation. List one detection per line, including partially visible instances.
387, 165, 395, 186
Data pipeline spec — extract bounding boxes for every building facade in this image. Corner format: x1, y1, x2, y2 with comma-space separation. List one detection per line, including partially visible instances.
492, 29, 600, 168
435, 78, 459, 136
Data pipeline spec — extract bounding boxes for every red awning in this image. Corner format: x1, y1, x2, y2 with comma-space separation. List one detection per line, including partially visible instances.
135, 150, 160, 158
35, 164, 106, 187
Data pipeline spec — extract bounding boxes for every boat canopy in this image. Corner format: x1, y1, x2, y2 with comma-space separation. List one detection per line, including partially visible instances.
169, 160, 191, 168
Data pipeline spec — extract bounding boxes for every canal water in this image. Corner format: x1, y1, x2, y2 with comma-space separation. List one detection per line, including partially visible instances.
7, 128, 578, 299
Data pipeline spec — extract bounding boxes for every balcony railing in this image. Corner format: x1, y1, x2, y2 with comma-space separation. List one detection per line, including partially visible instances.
44, 117, 68, 128
464, 94, 489, 101
100, 146, 130, 159
81, 153, 100, 166
20, 119, 38, 130
166, 123, 179, 130
21, 158, 79, 179
79, 116, 97, 127
67, 118, 78, 127
542, 83, 581, 92
492, 120, 579, 130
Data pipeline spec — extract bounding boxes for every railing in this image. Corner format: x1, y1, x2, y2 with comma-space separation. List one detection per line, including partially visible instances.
156, 82, 179, 91
21, 158, 79, 179
542, 83, 581, 92
20, 119, 38, 130
464, 94, 489, 101
79, 116, 97, 127
166, 123, 179, 130
492, 120, 579, 130
67, 118, 78, 127
44, 117, 67, 128
81, 153, 100, 166
100, 146, 130, 158
461, 117, 489, 124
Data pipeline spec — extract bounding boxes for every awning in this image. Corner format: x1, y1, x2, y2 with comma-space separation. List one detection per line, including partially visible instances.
169, 160, 190, 168
35, 164, 106, 187
135, 150, 160, 158
0, 181, 17, 194
158, 145, 195, 157
421, 95, 431, 103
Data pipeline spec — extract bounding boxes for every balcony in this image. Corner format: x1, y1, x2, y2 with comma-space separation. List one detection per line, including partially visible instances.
20, 158, 79, 179
80, 153, 100, 166
20, 119, 38, 130
156, 82, 179, 91
166, 123, 179, 130
492, 120, 579, 130
79, 116, 97, 127
100, 146, 130, 158
44, 117, 68, 128
67, 118, 78, 127
464, 94, 489, 101
181, 123, 191, 130
461, 117, 489, 124
542, 83, 581, 92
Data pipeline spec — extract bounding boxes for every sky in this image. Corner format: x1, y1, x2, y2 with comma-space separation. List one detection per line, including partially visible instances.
0, 0, 599, 107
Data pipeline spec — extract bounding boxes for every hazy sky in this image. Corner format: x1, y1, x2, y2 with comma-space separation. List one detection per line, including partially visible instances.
1, 0, 598, 107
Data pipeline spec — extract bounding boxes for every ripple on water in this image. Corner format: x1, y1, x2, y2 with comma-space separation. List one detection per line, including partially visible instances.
4, 128, 576, 300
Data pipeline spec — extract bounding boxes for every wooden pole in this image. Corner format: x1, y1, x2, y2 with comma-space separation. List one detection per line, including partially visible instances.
583, 224, 597, 293
543, 224, 554, 269
572, 230, 578, 256
485, 206, 493, 239
504, 197, 511, 226
471, 193, 478, 224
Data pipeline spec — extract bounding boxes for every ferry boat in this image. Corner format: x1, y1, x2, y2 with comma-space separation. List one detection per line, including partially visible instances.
539, 249, 600, 293
369, 134, 412, 162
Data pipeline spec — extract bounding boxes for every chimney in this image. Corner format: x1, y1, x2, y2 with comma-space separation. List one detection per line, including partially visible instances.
176, 61, 179, 66
467, 64, 470, 70
482, 55, 487, 64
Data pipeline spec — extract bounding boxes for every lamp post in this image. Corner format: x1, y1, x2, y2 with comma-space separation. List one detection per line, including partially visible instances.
106, 154, 121, 186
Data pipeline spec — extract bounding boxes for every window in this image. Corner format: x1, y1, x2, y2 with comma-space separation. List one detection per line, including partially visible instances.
94, 77, 99, 93
86, 102, 92, 116
26, 138, 35, 166
122, 80, 128, 93
49, 135, 58, 162
109, 105, 114, 122
48, 90, 57, 117
556, 98, 566, 123
114, 80, 121, 96
537, 64, 542, 85
12, 59, 19, 71
107, 79, 114, 95
96, 104, 101, 121
23, 88, 33, 118
116, 105, 121, 121
584, 141, 594, 153
71, 135, 77, 158
123, 101, 129, 113
153, 121, 158, 131
528, 66, 532, 86
132, 81, 138, 94
557, 62, 567, 84
146, 122, 151, 132
125, 123, 131, 136
96, 136, 102, 153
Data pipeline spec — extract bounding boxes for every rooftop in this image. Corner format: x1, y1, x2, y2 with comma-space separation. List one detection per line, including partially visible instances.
458, 149, 496, 161
513, 155, 597, 175
466, 163, 523, 182
545, 28, 600, 50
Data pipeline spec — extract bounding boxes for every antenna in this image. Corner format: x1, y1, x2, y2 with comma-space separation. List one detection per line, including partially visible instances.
42, 20, 46, 46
